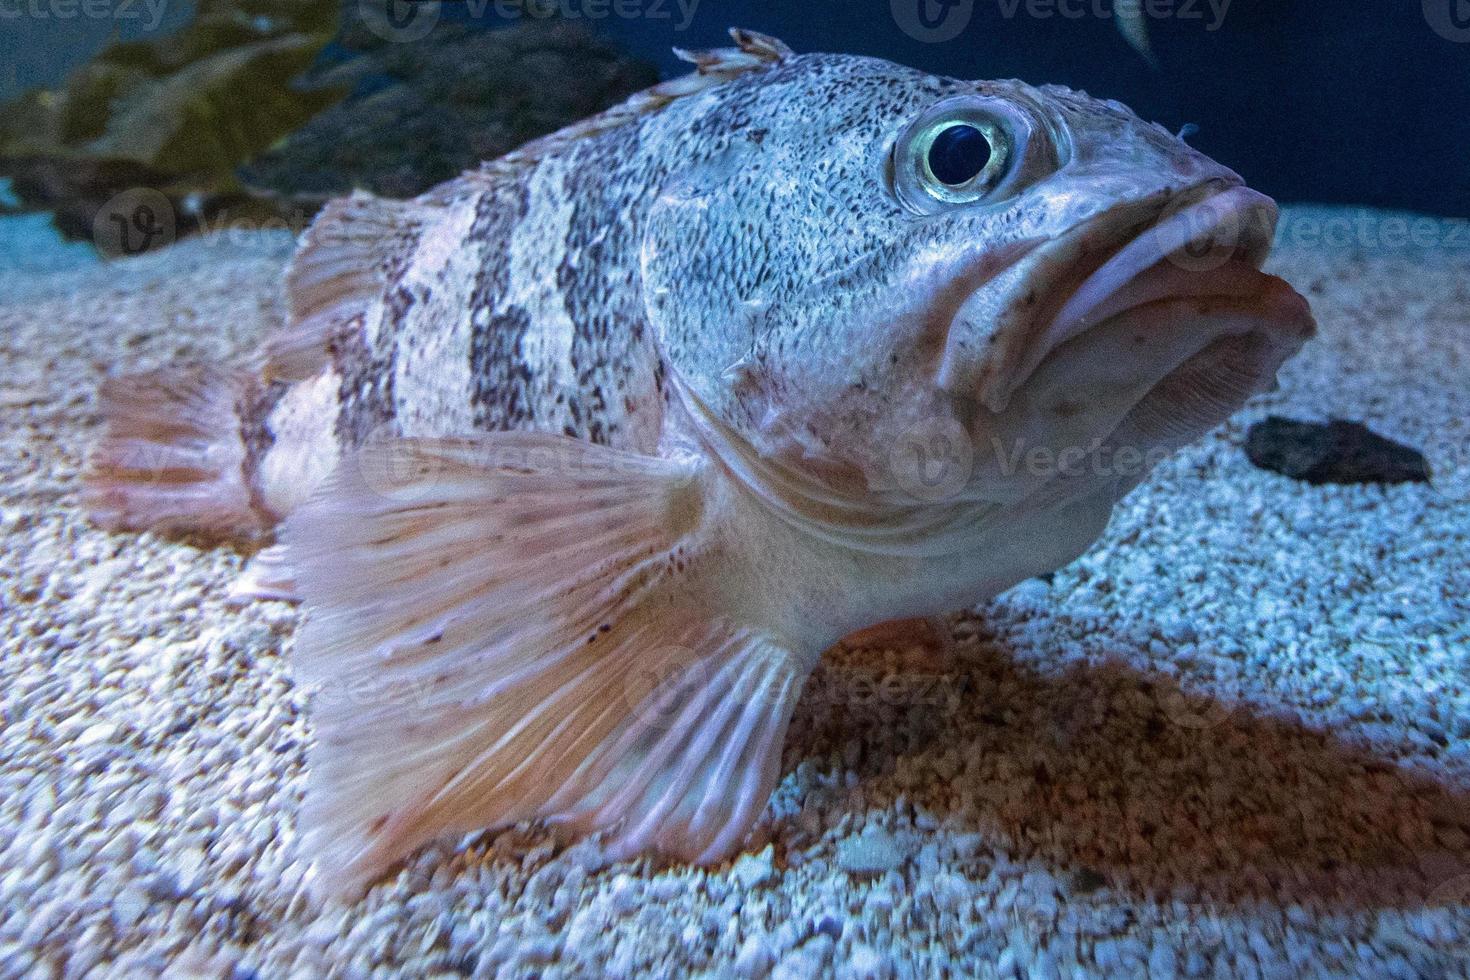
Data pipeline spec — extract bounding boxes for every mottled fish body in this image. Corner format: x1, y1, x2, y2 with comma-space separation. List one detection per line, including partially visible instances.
246, 34, 811, 521
86, 30, 1314, 895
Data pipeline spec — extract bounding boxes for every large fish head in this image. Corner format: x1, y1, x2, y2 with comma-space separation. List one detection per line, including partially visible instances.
642, 53, 1314, 550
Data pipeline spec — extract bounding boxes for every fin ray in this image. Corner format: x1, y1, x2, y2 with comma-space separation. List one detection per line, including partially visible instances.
475, 28, 791, 182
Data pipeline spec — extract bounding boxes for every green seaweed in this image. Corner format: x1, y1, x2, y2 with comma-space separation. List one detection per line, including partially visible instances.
0, 4, 660, 252
1, 0, 342, 168
0, 0, 343, 244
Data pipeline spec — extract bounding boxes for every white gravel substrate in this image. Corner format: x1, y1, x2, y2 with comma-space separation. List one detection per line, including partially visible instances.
1, 206, 1467, 978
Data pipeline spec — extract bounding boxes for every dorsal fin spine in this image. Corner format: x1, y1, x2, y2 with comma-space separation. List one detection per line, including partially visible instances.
475, 28, 792, 181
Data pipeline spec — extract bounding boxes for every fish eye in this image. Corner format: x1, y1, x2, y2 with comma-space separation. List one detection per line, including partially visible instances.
896, 112, 1013, 212
891, 95, 1061, 216
926, 123, 995, 187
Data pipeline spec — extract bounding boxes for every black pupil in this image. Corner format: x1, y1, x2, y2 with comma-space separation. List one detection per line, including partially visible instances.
928, 124, 992, 186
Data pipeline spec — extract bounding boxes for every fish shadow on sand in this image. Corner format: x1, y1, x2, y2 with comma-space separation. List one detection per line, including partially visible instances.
789, 630, 1470, 912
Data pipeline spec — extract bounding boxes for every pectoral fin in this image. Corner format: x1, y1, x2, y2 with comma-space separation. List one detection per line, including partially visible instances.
285, 433, 807, 897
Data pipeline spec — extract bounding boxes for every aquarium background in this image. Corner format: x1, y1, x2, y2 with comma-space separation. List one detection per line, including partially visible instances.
1, 2, 1468, 977
2, 0, 1468, 217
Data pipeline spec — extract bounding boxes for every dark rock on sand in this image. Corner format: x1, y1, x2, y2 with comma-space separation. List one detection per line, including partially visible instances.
1244, 416, 1431, 486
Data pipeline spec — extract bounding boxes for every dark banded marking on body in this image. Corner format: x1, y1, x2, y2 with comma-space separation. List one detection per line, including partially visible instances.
465, 177, 537, 433
333, 281, 419, 448
556, 112, 662, 449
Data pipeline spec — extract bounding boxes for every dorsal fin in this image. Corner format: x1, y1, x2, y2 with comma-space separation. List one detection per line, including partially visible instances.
476, 28, 793, 181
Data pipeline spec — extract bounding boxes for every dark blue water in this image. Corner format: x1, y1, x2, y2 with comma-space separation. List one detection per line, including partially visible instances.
3, 0, 1466, 216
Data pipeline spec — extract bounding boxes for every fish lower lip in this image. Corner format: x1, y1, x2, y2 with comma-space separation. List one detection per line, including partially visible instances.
973, 288, 1313, 509
1110, 323, 1287, 453
1021, 325, 1290, 513
1050, 273, 1315, 439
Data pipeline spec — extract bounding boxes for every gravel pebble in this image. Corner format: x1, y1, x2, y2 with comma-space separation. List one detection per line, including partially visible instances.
837, 828, 905, 876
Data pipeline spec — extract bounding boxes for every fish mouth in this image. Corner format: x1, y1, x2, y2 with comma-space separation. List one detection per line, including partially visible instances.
951, 183, 1315, 416
945, 184, 1315, 482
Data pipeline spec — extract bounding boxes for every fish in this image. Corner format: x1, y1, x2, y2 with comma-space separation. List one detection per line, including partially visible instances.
84, 28, 1315, 896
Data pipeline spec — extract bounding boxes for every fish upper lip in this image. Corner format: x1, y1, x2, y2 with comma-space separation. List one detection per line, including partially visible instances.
1040, 186, 1280, 348
955, 182, 1315, 414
